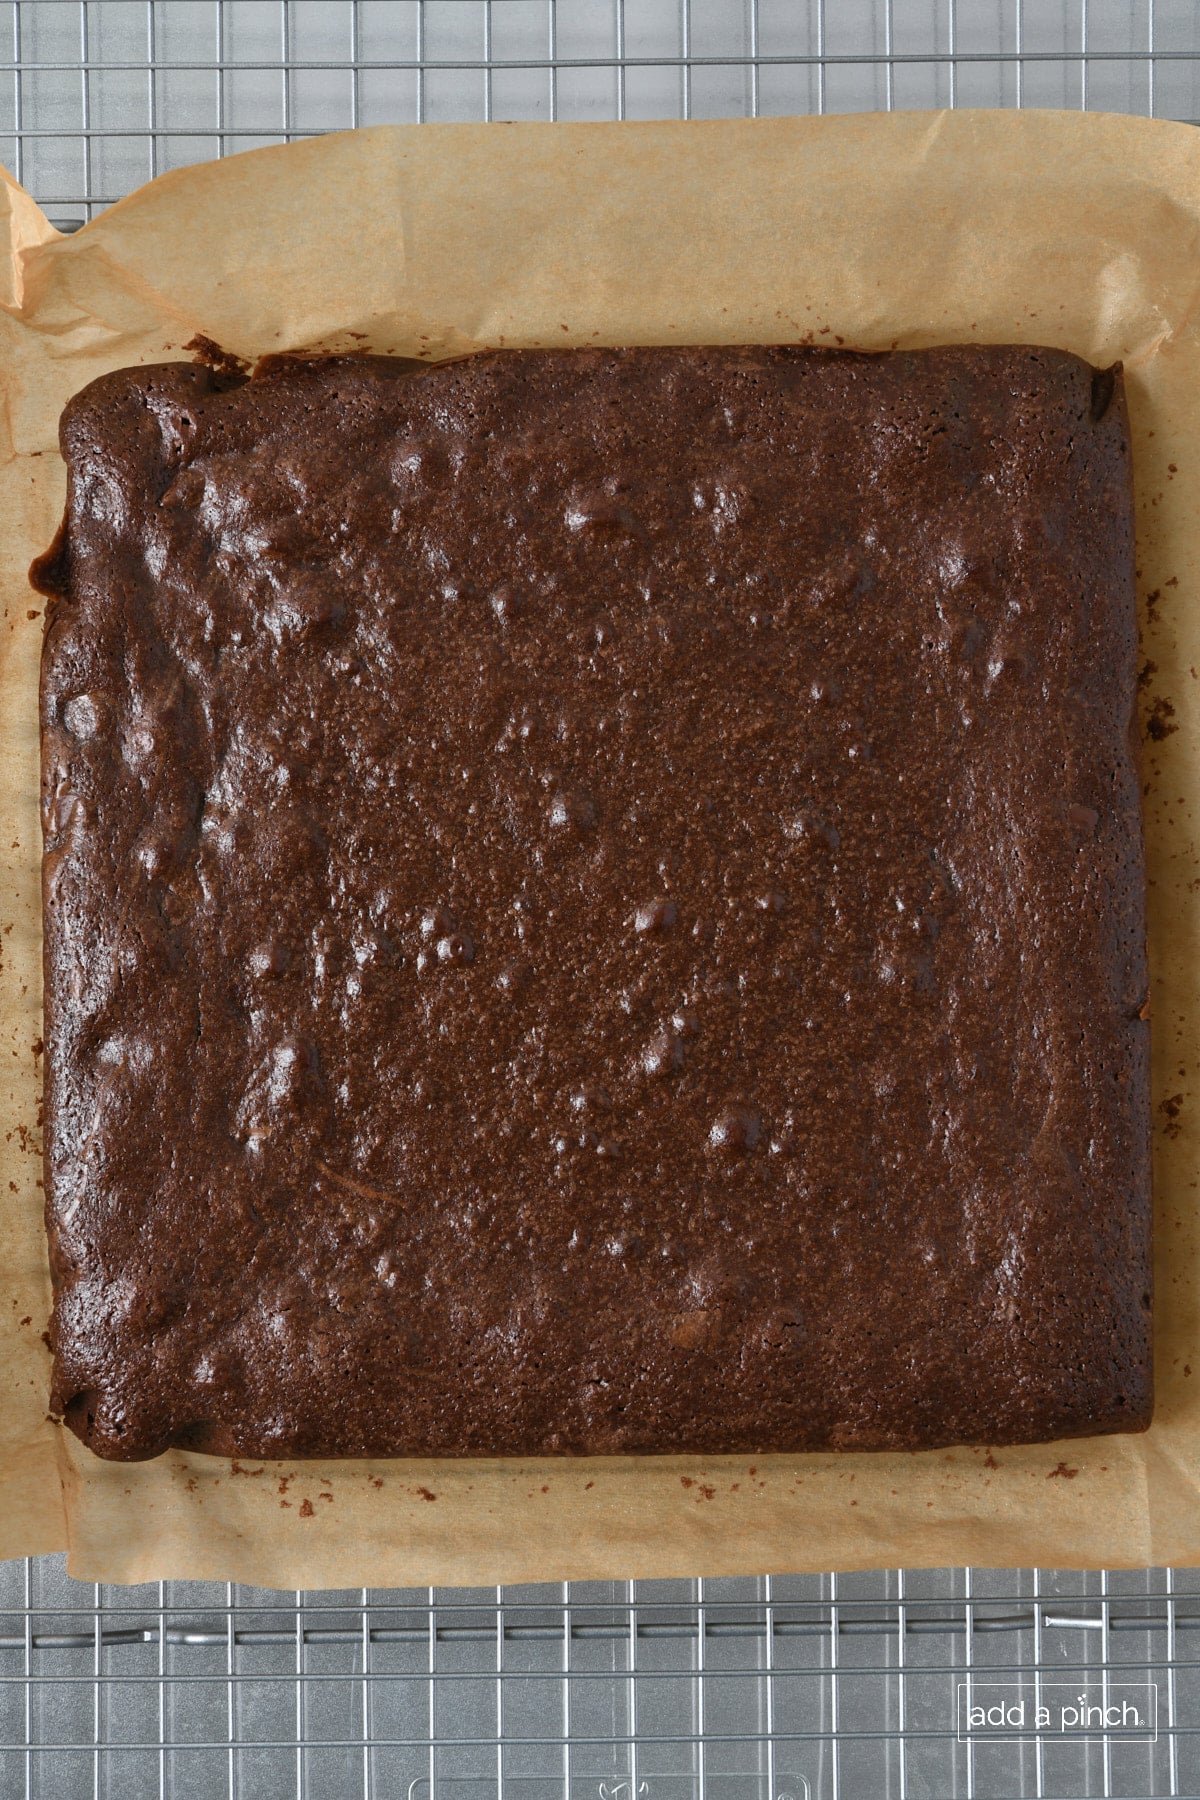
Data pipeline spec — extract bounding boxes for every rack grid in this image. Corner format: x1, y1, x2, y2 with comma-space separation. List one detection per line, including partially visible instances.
6, 1561, 1200, 1797
1, 3, 1197, 1796
3, 0, 1199, 228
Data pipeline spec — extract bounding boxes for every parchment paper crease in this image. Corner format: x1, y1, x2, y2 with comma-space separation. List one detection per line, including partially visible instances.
0, 112, 1197, 1587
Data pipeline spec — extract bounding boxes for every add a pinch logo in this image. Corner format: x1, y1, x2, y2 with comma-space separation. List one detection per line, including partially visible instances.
957, 1683, 1158, 1741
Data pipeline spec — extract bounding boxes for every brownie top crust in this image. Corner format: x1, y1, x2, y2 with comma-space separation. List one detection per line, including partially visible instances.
36, 344, 1150, 1461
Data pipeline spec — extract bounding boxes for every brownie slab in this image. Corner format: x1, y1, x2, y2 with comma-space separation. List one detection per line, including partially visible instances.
36, 344, 1150, 1461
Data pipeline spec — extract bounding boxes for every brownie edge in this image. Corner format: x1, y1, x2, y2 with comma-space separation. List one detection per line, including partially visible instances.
37, 344, 1150, 1461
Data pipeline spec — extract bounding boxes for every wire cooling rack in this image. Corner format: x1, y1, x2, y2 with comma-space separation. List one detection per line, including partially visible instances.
3, 1563, 1200, 1799
2, 3, 1199, 1797
3, 0, 1199, 228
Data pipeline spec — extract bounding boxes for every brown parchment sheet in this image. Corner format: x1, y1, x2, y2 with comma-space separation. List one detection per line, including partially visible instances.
1, 110, 1198, 1587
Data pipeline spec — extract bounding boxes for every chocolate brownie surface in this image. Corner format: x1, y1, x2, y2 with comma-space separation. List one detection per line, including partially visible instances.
36, 344, 1150, 1461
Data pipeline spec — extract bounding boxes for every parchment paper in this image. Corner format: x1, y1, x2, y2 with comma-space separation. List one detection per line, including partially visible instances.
1, 111, 1198, 1588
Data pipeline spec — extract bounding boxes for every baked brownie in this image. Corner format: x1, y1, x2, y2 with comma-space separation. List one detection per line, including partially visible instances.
35, 345, 1150, 1462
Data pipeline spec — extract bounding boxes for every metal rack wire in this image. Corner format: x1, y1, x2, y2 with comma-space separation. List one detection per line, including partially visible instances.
1, 2, 1198, 1796
2, 0, 1198, 228
3, 1561, 1200, 1797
